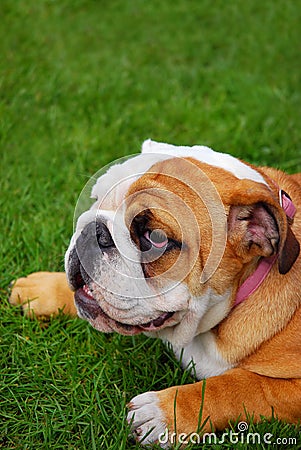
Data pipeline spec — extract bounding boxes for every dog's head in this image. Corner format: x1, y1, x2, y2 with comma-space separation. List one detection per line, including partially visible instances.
65, 140, 299, 347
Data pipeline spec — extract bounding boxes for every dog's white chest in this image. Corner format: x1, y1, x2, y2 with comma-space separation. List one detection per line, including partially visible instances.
173, 331, 233, 379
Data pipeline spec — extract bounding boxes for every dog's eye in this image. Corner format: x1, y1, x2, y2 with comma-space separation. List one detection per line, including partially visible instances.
144, 230, 169, 249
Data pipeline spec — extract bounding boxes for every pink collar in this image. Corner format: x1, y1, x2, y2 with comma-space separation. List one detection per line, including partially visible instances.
234, 190, 296, 307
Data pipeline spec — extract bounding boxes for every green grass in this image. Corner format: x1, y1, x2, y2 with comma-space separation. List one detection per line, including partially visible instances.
0, 0, 301, 448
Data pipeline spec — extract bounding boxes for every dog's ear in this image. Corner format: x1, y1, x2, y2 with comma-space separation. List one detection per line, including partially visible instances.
228, 202, 280, 260
228, 201, 299, 274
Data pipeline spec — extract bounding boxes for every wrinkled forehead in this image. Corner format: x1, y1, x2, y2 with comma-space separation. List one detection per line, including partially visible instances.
142, 139, 266, 185
90, 140, 267, 213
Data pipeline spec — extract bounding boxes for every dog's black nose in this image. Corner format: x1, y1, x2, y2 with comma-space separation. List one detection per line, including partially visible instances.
96, 221, 115, 248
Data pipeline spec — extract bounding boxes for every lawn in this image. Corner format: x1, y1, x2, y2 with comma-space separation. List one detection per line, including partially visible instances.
1, 0, 301, 448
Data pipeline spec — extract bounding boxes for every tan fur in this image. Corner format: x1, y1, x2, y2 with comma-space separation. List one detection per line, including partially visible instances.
157, 370, 301, 436
10, 272, 76, 317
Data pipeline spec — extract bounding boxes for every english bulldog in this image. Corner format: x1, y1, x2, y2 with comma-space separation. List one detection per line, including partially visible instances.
10, 140, 301, 446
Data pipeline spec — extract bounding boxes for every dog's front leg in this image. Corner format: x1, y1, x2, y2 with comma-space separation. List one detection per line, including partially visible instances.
9, 271, 77, 317
127, 368, 301, 447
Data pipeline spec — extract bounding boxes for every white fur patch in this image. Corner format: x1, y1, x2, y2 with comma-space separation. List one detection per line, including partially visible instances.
156, 289, 233, 379
174, 331, 233, 379
90, 152, 167, 210
127, 392, 169, 447
142, 139, 267, 185
156, 288, 231, 350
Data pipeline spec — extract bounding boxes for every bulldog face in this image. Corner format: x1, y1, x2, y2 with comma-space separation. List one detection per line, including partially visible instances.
65, 140, 297, 348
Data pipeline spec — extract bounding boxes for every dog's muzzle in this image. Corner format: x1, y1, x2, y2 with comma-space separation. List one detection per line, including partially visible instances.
65, 216, 175, 335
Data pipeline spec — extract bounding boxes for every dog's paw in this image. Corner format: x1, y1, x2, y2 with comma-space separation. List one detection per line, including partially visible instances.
9, 271, 76, 318
127, 391, 170, 448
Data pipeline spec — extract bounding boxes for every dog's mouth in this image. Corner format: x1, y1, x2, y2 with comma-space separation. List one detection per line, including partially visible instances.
74, 284, 175, 336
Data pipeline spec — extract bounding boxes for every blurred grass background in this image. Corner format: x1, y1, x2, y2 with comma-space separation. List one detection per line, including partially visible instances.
0, 0, 300, 448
